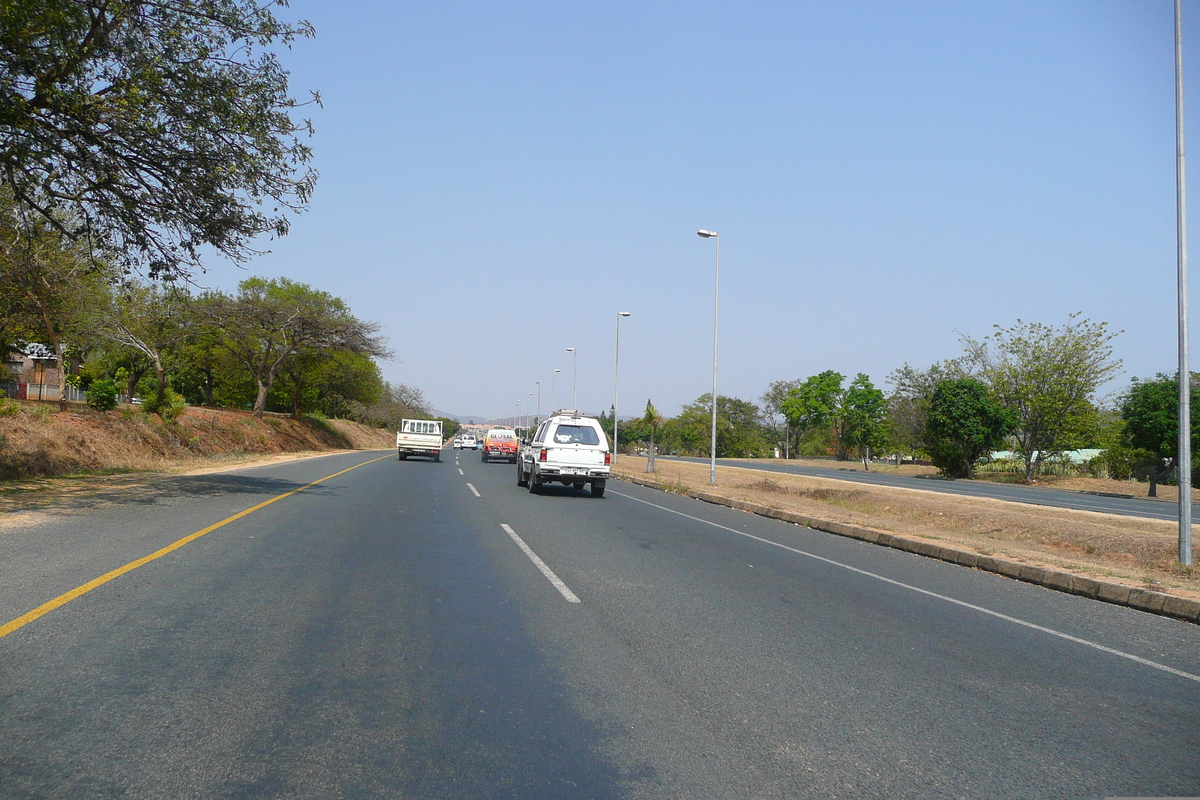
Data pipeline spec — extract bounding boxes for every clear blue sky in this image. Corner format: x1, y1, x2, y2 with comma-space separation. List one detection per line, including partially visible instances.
203, 1, 1193, 420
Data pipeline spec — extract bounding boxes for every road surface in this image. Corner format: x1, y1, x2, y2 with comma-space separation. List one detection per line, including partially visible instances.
1, 449, 1198, 798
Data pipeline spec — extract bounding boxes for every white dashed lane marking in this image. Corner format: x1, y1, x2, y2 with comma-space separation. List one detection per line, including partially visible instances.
499, 524, 580, 603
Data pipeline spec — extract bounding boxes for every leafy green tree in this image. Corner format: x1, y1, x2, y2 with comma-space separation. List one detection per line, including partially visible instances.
924, 378, 1016, 478
885, 360, 967, 461
88, 280, 192, 407
678, 393, 770, 458
0, 0, 317, 279
961, 314, 1121, 480
208, 277, 390, 417
270, 350, 383, 419
1119, 374, 1200, 496
842, 373, 888, 469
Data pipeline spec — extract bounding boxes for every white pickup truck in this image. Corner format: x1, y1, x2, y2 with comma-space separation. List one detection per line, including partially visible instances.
397, 418, 443, 461
516, 411, 610, 496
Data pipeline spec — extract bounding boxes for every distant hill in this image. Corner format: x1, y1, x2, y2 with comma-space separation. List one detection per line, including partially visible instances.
431, 408, 490, 424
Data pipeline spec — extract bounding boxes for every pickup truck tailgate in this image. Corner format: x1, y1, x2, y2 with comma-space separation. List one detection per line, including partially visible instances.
545, 446, 607, 468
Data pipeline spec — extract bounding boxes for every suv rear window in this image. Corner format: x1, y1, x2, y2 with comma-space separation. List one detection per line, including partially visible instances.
552, 425, 600, 445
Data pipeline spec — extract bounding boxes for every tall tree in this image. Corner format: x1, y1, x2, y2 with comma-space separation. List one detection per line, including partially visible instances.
209, 277, 390, 416
885, 360, 967, 461
842, 373, 888, 469
1120, 374, 1200, 496
89, 280, 192, 407
761, 378, 801, 458
667, 394, 770, 458
961, 314, 1121, 480
0, 0, 317, 279
781, 371, 850, 459
924, 378, 1016, 479
0, 200, 108, 407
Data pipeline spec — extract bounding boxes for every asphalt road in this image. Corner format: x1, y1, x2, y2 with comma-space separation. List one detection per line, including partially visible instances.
667, 455, 1200, 521
2, 448, 1199, 798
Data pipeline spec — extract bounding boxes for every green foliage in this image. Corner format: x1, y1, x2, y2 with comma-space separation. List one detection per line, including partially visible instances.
658, 394, 770, 458
0, 397, 19, 417
1120, 374, 1200, 461
925, 378, 1016, 478
141, 387, 186, 423
794, 425, 835, 457
86, 379, 119, 412
1086, 443, 1151, 482
1118, 373, 1200, 493
842, 374, 888, 468
884, 360, 967, 460
207, 277, 391, 416
0, 0, 318, 279
781, 371, 844, 431
781, 371, 888, 463
961, 314, 1121, 479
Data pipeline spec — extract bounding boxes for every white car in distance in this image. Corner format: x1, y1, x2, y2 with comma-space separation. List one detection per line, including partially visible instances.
517, 411, 610, 497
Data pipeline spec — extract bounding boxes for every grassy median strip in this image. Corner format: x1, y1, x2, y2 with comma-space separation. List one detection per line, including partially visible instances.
0, 454, 391, 640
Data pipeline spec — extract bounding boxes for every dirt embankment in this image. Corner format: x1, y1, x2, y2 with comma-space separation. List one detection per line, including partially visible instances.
0, 402, 392, 480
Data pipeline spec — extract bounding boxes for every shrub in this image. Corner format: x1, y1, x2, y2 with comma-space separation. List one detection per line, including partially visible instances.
149, 389, 187, 423
86, 379, 119, 412
0, 398, 19, 417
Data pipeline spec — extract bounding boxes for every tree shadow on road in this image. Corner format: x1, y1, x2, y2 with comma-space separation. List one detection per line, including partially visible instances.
0, 472, 338, 517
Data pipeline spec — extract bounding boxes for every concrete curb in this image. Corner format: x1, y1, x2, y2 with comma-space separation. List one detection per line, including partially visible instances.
616, 473, 1200, 626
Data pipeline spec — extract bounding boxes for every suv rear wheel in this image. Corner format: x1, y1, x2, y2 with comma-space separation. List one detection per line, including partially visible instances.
517, 462, 528, 487
591, 479, 606, 498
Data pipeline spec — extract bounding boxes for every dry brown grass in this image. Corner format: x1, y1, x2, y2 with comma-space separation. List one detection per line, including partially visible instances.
617, 457, 1200, 600
0, 401, 392, 480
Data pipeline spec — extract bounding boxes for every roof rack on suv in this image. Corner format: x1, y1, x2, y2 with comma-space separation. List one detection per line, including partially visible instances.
550, 409, 583, 417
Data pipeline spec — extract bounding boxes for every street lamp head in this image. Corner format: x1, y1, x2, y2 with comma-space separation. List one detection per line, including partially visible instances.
618, 311, 631, 317
554, 369, 561, 374
566, 347, 575, 353
697, 229, 719, 238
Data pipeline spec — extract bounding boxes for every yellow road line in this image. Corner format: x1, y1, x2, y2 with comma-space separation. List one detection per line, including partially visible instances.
0, 454, 391, 640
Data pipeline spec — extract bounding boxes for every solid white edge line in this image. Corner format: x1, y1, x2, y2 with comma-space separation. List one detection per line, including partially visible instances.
609, 489, 1200, 685
500, 524, 581, 603
466, 483, 481, 497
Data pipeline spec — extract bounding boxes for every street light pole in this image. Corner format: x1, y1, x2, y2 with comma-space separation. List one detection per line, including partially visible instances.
566, 348, 577, 410
698, 229, 720, 486
536, 382, 541, 422
552, 369, 560, 412
613, 311, 631, 463
1178, 0, 1194, 567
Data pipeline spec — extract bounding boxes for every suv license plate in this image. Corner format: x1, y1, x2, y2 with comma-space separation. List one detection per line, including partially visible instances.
563, 468, 585, 475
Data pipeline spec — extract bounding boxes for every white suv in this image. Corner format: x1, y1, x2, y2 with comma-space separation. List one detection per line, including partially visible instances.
517, 411, 611, 497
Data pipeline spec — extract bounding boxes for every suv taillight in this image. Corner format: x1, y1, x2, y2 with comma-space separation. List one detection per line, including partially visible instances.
539, 448, 547, 461
604, 451, 611, 465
